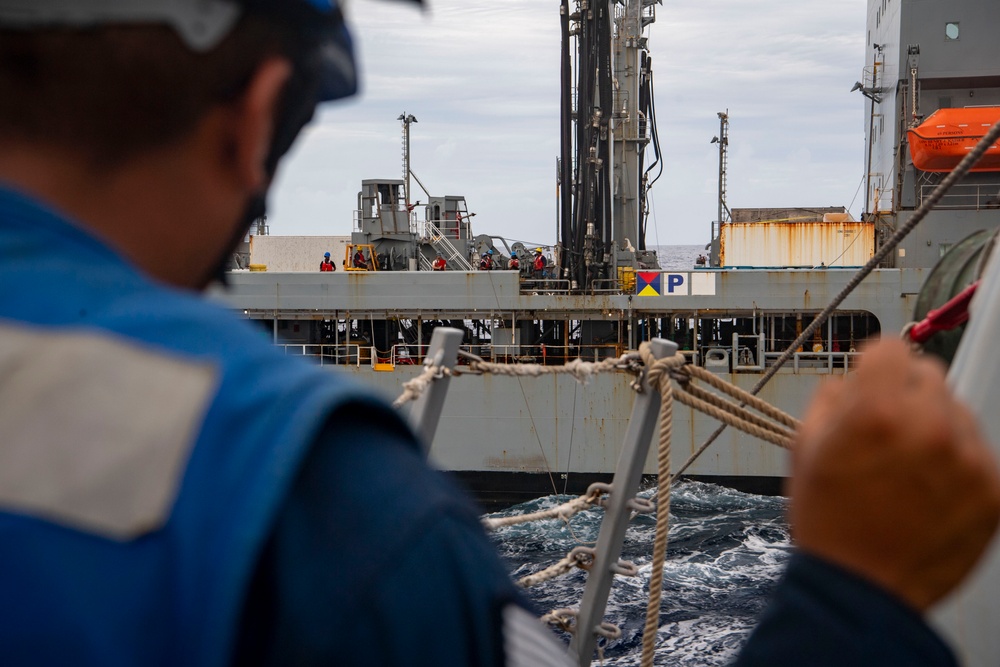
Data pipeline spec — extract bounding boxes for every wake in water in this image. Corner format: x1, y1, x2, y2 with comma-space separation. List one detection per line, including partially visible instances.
486, 481, 791, 666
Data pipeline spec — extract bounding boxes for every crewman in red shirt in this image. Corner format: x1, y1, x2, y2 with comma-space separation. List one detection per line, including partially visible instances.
320, 252, 336, 271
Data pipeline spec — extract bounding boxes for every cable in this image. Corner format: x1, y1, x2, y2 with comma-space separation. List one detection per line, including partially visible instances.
668, 118, 1000, 483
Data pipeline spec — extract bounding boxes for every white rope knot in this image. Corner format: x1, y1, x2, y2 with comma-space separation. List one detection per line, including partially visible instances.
517, 545, 596, 588
391, 363, 451, 408
541, 608, 578, 634
482, 482, 612, 531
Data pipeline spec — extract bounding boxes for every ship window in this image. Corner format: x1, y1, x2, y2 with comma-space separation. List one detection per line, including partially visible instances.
945, 22, 960, 41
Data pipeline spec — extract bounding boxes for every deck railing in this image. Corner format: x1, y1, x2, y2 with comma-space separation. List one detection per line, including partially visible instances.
275, 341, 862, 374
280, 343, 363, 367
919, 182, 1000, 210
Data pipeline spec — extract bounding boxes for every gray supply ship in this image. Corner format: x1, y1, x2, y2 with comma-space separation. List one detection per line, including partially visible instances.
219, 0, 1000, 508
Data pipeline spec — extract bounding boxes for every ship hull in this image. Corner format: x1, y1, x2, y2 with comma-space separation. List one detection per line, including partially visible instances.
342, 363, 818, 507
220, 266, 925, 507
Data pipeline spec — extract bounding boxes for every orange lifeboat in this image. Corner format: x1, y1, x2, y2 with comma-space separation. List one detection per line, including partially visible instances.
907, 106, 1000, 172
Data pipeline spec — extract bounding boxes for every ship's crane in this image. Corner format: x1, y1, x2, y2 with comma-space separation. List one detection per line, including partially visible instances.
559, 0, 662, 290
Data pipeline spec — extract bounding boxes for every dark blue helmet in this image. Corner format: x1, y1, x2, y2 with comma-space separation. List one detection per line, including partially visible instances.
0, 0, 359, 102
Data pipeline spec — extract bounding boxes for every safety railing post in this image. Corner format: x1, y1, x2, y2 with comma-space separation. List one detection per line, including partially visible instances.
406, 326, 463, 456
569, 338, 677, 666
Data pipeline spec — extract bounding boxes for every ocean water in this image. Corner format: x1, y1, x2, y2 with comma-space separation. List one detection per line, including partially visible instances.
487, 481, 791, 666
486, 249, 786, 664
651, 244, 707, 272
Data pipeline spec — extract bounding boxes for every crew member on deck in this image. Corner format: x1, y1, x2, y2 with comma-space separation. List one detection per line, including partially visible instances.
432, 253, 446, 271
508, 253, 519, 271
353, 247, 367, 269
479, 249, 494, 271
533, 248, 546, 278
320, 251, 336, 271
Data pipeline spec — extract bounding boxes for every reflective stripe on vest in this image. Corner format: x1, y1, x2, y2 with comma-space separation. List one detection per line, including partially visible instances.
0, 322, 217, 540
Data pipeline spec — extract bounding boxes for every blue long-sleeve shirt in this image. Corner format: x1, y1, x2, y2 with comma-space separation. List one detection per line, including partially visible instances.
736, 553, 956, 666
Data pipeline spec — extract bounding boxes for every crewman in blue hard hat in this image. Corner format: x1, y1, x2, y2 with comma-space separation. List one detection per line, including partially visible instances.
479, 248, 494, 271
320, 250, 336, 271
0, 2, 571, 666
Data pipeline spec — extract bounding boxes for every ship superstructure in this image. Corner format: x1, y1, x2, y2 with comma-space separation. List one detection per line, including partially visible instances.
863, 0, 1000, 267
219, 0, 1000, 508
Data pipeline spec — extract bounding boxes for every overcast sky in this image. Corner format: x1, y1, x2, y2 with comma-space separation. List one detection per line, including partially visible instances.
267, 0, 869, 247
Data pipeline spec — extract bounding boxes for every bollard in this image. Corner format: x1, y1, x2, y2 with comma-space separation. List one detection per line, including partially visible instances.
407, 327, 463, 457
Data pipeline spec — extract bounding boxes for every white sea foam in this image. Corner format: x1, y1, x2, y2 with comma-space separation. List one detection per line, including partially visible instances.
486, 481, 790, 664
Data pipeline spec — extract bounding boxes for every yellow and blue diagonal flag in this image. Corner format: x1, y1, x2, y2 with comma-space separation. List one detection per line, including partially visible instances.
636, 272, 661, 296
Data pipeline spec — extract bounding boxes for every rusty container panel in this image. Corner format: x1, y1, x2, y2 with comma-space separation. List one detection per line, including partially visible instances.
719, 222, 874, 268
249, 235, 351, 272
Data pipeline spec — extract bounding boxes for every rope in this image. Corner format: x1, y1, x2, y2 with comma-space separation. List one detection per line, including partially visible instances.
391, 362, 450, 409
635, 343, 799, 664
392, 350, 640, 410
668, 118, 1000, 483
517, 545, 595, 588
682, 365, 799, 429
673, 388, 795, 450
637, 343, 683, 667
483, 483, 611, 530
541, 608, 578, 634
466, 354, 637, 383
680, 382, 790, 438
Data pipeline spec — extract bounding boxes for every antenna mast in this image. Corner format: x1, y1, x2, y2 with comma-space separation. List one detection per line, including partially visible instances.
711, 110, 731, 228
398, 112, 418, 206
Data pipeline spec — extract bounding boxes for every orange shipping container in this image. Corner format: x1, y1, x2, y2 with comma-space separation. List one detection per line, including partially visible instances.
719, 222, 874, 268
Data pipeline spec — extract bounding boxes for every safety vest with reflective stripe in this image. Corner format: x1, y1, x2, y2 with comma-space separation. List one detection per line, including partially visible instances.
0, 186, 392, 667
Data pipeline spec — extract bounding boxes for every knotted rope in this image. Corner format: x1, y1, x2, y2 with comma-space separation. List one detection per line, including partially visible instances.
517, 545, 595, 588
464, 353, 638, 384
391, 362, 451, 408
483, 483, 611, 530
636, 343, 800, 666
637, 343, 685, 667
393, 351, 641, 409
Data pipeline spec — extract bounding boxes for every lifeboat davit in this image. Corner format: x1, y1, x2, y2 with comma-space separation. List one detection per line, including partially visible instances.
907, 106, 1000, 172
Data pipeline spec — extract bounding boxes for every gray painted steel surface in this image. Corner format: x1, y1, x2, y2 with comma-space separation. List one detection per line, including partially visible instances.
214, 266, 921, 482
220, 267, 923, 331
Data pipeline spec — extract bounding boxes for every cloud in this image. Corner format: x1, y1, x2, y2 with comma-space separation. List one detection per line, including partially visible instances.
268, 0, 869, 246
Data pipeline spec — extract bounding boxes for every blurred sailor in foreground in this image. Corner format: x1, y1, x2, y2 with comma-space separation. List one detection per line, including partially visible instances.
0, 1, 997, 666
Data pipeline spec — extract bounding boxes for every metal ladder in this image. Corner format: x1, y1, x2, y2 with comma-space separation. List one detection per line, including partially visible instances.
423, 221, 473, 270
